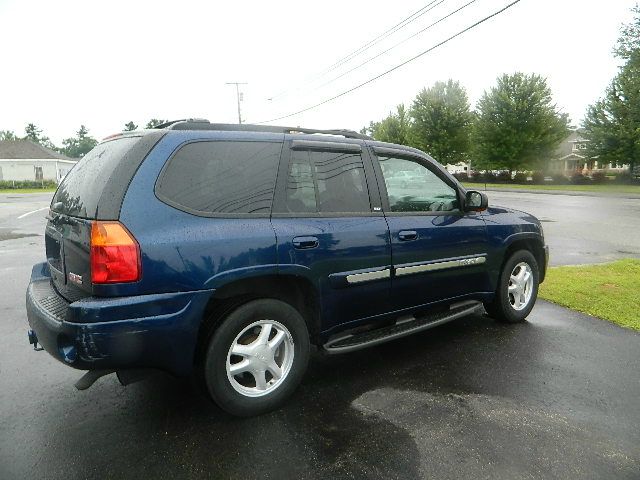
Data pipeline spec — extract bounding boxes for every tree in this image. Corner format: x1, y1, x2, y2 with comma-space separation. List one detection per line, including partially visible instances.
409, 80, 473, 165
145, 119, 168, 128
60, 125, 98, 158
367, 104, 411, 145
583, 5, 640, 172
124, 121, 138, 131
472, 73, 569, 173
23, 123, 57, 150
614, 4, 640, 60
24, 123, 42, 142
0, 130, 18, 141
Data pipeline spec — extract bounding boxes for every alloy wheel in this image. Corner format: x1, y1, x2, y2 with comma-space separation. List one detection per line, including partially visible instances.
226, 320, 295, 398
508, 262, 534, 311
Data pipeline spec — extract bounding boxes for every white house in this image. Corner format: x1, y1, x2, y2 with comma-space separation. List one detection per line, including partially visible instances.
548, 130, 590, 174
549, 130, 630, 175
445, 162, 470, 174
0, 139, 77, 184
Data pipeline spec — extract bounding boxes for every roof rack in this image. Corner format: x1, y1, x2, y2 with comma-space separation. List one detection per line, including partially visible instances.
154, 119, 371, 140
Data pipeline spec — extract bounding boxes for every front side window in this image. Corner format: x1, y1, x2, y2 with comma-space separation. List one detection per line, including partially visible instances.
378, 156, 459, 213
156, 141, 281, 215
285, 150, 371, 214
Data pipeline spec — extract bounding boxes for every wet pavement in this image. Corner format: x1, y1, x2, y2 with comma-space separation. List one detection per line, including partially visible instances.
1, 192, 639, 479
483, 190, 640, 266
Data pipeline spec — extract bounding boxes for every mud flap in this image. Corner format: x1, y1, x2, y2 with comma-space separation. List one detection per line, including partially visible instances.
74, 370, 115, 390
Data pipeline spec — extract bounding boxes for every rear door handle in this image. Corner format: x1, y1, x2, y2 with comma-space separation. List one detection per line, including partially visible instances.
398, 230, 418, 241
293, 236, 319, 249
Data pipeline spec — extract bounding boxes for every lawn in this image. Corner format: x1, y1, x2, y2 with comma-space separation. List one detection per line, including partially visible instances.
539, 259, 640, 331
462, 182, 640, 194
0, 188, 56, 194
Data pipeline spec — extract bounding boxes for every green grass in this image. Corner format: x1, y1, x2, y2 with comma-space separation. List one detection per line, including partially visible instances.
539, 259, 640, 331
0, 188, 56, 194
462, 182, 640, 194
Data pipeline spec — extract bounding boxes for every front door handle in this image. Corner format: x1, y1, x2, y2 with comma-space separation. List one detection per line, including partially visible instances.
293, 236, 319, 249
398, 230, 418, 241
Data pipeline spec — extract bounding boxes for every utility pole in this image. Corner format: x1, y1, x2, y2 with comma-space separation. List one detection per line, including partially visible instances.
225, 82, 247, 124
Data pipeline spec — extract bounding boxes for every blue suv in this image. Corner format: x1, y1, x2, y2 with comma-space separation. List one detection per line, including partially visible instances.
26, 119, 548, 416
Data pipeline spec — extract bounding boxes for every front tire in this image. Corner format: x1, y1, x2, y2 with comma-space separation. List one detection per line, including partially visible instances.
203, 299, 310, 417
484, 250, 539, 323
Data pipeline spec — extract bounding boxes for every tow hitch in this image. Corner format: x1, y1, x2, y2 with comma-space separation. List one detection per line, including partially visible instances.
27, 330, 43, 351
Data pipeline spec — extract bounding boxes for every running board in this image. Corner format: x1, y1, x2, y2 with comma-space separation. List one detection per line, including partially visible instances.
323, 301, 483, 354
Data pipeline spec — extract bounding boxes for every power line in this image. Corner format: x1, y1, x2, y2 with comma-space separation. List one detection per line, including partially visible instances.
267, 0, 446, 102
256, 0, 522, 125
320, 0, 445, 76
314, 0, 478, 92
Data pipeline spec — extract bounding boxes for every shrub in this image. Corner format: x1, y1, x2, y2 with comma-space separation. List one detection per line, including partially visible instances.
513, 172, 527, 184
590, 171, 607, 184
613, 171, 634, 184
496, 171, 512, 183
551, 174, 568, 185
0, 180, 57, 189
482, 171, 497, 183
467, 171, 482, 182
453, 172, 468, 182
570, 172, 590, 185
531, 171, 545, 184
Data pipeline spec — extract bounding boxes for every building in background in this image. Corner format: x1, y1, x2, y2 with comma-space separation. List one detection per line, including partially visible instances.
445, 162, 470, 174
0, 139, 77, 184
548, 130, 630, 175
548, 130, 589, 174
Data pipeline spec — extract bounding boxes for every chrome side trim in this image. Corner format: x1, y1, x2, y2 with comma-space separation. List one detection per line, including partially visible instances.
395, 255, 486, 277
346, 268, 391, 284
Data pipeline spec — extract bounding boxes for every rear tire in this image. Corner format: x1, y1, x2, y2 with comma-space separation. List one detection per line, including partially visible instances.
202, 299, 310, 417
484, 250, 539, 323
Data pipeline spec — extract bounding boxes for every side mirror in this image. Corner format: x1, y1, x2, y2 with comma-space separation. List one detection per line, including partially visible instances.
464, 190, 488, 212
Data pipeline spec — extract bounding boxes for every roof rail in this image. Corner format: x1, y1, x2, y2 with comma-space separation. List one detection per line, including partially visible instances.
156, 119, 371, 140
153, 119, 209, 129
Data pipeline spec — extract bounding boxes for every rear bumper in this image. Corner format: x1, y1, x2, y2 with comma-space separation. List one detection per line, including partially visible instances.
25, 262, 213, 376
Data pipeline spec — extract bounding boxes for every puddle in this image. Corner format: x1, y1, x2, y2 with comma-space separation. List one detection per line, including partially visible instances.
0, 229, 39, 241
352, 388, 639, 478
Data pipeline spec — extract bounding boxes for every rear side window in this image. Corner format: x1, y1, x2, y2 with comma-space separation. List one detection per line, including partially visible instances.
52, 136, 142, 218
156, 141, 281, 215
285, 150, 371, 214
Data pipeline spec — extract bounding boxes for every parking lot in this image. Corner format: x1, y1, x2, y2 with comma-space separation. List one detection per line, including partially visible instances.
1, 191, 639, 479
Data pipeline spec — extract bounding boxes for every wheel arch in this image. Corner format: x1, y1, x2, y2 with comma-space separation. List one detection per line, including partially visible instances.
501, 234, 547, 283
194, 274, 321, 366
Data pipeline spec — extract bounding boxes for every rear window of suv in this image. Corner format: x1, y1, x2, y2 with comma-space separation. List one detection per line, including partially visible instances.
285, 149, 371, 214
52, 136, 142, 219
156, 141, 281, 215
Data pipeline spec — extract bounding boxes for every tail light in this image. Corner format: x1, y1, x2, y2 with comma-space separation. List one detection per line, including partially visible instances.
90, 221, 141, 284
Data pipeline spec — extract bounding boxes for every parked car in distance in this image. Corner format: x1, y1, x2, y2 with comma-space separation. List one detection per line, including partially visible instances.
26, 119, 548, 417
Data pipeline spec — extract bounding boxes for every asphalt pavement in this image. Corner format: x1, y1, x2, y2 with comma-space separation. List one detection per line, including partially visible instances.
1, 192, 639, 479
483, 190, 640, 266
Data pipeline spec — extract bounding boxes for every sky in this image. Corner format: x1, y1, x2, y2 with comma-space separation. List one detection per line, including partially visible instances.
0, 0, 635, 145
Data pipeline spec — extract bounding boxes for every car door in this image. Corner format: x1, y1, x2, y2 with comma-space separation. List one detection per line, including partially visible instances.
271, 138, 391, 333
371, 146, 491, 312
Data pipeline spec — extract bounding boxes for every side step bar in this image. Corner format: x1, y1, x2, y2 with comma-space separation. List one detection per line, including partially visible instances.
323, 301, 483, 354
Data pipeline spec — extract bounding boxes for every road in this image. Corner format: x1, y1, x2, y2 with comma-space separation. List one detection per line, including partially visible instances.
1, 192, 639, 479
484, 190, 640, 266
